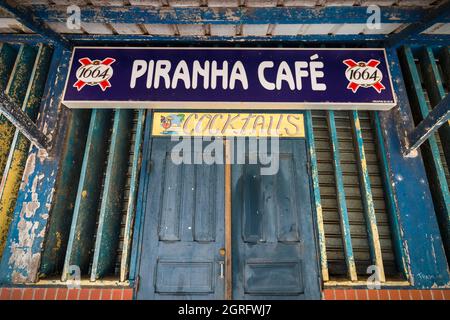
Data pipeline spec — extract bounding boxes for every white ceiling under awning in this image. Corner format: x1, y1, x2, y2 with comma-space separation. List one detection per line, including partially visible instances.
0, 0, 448, 37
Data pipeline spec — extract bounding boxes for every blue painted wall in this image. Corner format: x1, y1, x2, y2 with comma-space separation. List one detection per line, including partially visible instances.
0, 40, 448, 289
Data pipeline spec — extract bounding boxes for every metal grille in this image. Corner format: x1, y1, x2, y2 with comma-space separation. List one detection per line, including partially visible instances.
0, 42, 52, 260
39, 109, 145, 282
308, 110, 403, 282
399, 45, 450, 265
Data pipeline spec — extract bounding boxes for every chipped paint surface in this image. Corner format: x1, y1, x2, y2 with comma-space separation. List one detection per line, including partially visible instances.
406, 92, 450, 155
8, 165, 41, 283
39, 109, 90, 277
0, 43, 51, 259
0, 134, 32, 256
327, 110, 357, 282
61, 109, 113, 281
1, 144, 61, 284
399, 46, 450, 271
0, 44, 38, 255
382, 148, 415, 285
91, 110, 134, 281
0, 46, 71, 284
120, 110, 145, 282
30, 5, 428, 26
373, 48, 450, 288
305, 111, 329, 282
351, 110, 386, 282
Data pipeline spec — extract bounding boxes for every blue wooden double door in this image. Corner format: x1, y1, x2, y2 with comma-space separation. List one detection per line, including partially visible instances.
136, 137, 320, 299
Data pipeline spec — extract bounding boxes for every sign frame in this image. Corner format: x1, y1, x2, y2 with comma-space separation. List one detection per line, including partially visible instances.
151, 112, 306, 138
62, 47, 397, 110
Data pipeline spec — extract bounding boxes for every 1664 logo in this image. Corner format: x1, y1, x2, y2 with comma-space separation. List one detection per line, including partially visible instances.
74, 57, 115, 91
343, 59, 385, 93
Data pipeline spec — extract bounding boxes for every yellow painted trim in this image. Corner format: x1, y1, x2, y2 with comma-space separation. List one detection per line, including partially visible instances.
324, 280, 411, 287
0, 134, 30, 255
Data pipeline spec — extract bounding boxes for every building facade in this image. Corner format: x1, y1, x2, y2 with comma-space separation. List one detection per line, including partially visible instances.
0, 0, 449, 300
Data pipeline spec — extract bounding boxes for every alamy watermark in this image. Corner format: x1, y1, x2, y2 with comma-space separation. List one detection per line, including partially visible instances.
66, 265, 81, 289
170, 135, 280, 176
366, 5, 381, 30
366, 265, 382, 289
66, 5, 81, 30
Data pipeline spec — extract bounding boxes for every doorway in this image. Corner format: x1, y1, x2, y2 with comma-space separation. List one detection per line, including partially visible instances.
231, 139, 320, 299
136, 126, 321, 300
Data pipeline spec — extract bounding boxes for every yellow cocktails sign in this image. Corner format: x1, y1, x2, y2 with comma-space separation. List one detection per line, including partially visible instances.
152, 112, 305, 138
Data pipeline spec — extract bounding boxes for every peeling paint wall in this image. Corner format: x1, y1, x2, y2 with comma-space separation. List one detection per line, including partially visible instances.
376, 48, 450, 288
0, 46, 71, 284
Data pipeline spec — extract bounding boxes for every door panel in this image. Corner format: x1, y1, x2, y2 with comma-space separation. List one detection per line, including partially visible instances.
137, 136, 320, 300
232, 139, 320, 300
244, 261, 304, 294
137, 138, 225, 300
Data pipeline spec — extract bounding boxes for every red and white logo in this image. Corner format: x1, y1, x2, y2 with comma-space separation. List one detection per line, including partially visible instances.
74, 57, 115, 91
343, 59, 385, 93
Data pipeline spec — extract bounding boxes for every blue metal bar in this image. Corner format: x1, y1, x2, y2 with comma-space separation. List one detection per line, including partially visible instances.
400, 45, 450, 268
120, 110, 145, 282
350, 110, 385, 282
386, 0, 450, 47
372, 111, 409, 279
327, 110, 357, 282
416, 46, 450, 265
91, 109, 134, 281
376, 47, 450, 287
34, 46, 72, 144
0, 34, 45, 45
0, 1, 71, 49
407, 94, 450, 154
31, 5, 429, 25
305, 111, 329, 282
420, 47, 450, 168
39, 110, 90, 277
420, 47, 447, 110
0, 91, 48, 149
0, 33, 448, 47
61, 109, 113, 281
44, 34, 450, 47
65, 33, 388, 44
128, 111, 152, 288
405, 35, 450, 47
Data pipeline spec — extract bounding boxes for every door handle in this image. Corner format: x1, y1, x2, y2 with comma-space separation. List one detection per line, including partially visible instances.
219, 261, 225, 279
